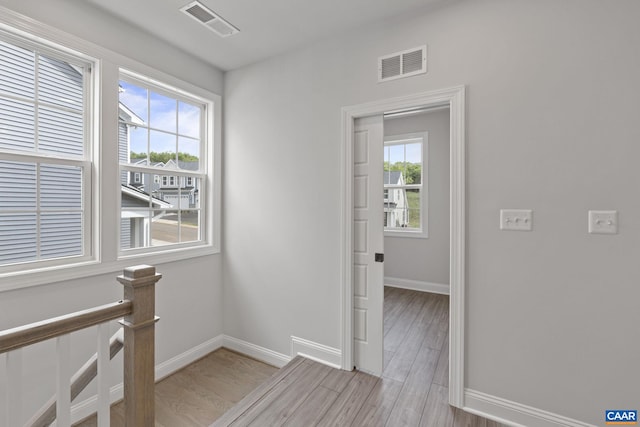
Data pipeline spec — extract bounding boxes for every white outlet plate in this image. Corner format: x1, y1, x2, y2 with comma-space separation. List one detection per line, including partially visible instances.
500, 209, 533, 231
588, 210, 618, 234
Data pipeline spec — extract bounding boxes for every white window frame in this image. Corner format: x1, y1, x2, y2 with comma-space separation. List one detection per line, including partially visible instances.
0, 10, 221, 292
383, 132, 428, 239
0, 28, 98, 276
117, 69, 214, 257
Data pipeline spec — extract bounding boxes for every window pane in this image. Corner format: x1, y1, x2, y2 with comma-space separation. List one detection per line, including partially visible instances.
119, 81, 148, 122
178, 136, 200, 170
149, 92, 176, 133
38, 54, 83, 110
406, 188, 420, 229
40, 164, 82, 209
405, 143, 422, 184
180, 211, 200, 243
0, 40, 35, 99
0, 33, 91, 271
0, 97, 35, 151
0, 213, 37, 265
150, 130, 176, 165
120, 217, 132, 250
128, 127, 148, 164
178, 101, 200, 138
119, 74, 207, 252
38, 106, 84, 156
122, 187, 150, 208
0, 161, 36, 209
151, 210, 178, 246
40, 212, 82, 259
121, 209, 150, 249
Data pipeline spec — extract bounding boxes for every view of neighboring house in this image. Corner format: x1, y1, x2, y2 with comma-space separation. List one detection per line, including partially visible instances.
383, 170, 408, 228
118, 91, 202, 248
128, 158, 200, 210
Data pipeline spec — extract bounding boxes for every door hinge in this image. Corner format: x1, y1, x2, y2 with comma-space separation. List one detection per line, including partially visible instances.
375, 253, 384, 262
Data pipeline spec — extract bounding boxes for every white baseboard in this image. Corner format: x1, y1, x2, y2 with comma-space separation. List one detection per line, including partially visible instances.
156, 335, 225, 381
464, 389, 596, 427
222, 335, 290, 368
70, 335, 225, 424
385, 276, 450, 295
290, 336, 342, 369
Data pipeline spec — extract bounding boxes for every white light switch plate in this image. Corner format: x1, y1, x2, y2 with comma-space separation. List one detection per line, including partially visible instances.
500, 209, 533, 231
588, 210, 618, 234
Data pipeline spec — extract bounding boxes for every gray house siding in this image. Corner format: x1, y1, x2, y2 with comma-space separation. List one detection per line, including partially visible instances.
0, 40, 85, 265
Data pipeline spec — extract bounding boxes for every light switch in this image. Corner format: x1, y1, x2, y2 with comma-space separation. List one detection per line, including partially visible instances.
588, 210, 617, 234
500, 209, 533, 231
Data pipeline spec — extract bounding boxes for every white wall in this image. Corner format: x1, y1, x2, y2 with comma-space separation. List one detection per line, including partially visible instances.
0, 0, 224, 421
224, 0, 640, 424
384, 109, 450, 287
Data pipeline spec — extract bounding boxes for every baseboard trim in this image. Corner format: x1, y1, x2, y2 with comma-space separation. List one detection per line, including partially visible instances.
385, 276, 450, 295
290, 336, 342, 369
70, 335, 225, 423
222, 335, 291, 368
464, 389, 596, 427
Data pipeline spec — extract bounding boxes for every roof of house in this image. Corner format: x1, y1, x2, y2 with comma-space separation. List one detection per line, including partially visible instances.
384, 171, 404, 185
121, 184, 173, 208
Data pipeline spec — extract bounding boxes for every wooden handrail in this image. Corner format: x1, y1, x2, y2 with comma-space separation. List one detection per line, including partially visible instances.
0, 300, 132, 354
1, 265, 161, 427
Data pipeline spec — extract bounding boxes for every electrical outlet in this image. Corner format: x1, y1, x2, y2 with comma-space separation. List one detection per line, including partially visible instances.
500, 209, 533, 231
588, 210, 617, 234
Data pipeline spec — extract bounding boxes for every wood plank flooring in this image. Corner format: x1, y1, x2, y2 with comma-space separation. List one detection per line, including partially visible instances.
73, 348, 278, 427
76, 288, 506, 426
214, 288, 506, 427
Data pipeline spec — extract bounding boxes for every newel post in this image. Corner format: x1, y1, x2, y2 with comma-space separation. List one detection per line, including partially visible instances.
117, 265, 161, 427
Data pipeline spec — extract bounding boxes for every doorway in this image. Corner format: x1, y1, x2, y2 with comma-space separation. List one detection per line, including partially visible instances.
340, 86, 466, 407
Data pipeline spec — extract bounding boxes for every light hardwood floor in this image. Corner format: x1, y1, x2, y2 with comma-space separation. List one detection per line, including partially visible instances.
213, 288, 506, 426
76, 288, 505, 426
73, 349, 278, 427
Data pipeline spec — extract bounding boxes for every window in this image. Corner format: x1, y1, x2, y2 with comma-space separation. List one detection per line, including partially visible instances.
134, 172, 141, 183
383, 132, 427, 237
118, 72, 208, 252
0, 34, 94, 271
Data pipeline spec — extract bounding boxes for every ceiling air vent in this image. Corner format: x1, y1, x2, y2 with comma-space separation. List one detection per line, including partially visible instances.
378, 45, 427, 82
180, 1, 239, 38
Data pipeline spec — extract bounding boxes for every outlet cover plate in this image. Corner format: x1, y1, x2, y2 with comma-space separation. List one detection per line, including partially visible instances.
588, 210, 618, 234
500, 209, 533, 231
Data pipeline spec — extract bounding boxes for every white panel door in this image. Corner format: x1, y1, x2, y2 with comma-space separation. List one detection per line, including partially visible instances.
353, 115, 384, 376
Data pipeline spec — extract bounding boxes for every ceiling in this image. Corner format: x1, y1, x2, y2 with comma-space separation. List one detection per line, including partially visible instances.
85, 0, 446, 71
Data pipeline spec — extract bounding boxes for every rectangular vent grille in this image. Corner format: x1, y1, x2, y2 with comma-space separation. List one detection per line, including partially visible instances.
378, 45, 427, 82
180, 1, 239, 38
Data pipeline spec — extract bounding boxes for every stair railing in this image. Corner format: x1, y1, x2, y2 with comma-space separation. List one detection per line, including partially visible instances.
0, 264, 161, 427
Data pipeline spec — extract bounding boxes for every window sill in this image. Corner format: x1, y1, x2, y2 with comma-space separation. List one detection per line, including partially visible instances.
0, 244, 219, 293
384, 230, 428, 239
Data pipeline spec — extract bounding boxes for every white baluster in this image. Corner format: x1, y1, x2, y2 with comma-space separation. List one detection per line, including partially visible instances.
4, 349, 22, 427
96, 324, 110, 427
56, 335, 71, 427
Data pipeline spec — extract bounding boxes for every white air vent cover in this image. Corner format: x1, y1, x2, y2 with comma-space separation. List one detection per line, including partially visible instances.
378, 45, 427, 82
180, 1, 239, 38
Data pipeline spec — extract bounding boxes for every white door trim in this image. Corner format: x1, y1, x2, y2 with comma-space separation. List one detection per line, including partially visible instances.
340, 85, 466, 407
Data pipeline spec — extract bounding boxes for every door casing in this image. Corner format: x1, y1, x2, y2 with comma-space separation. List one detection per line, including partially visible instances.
340, 85, 466, 407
